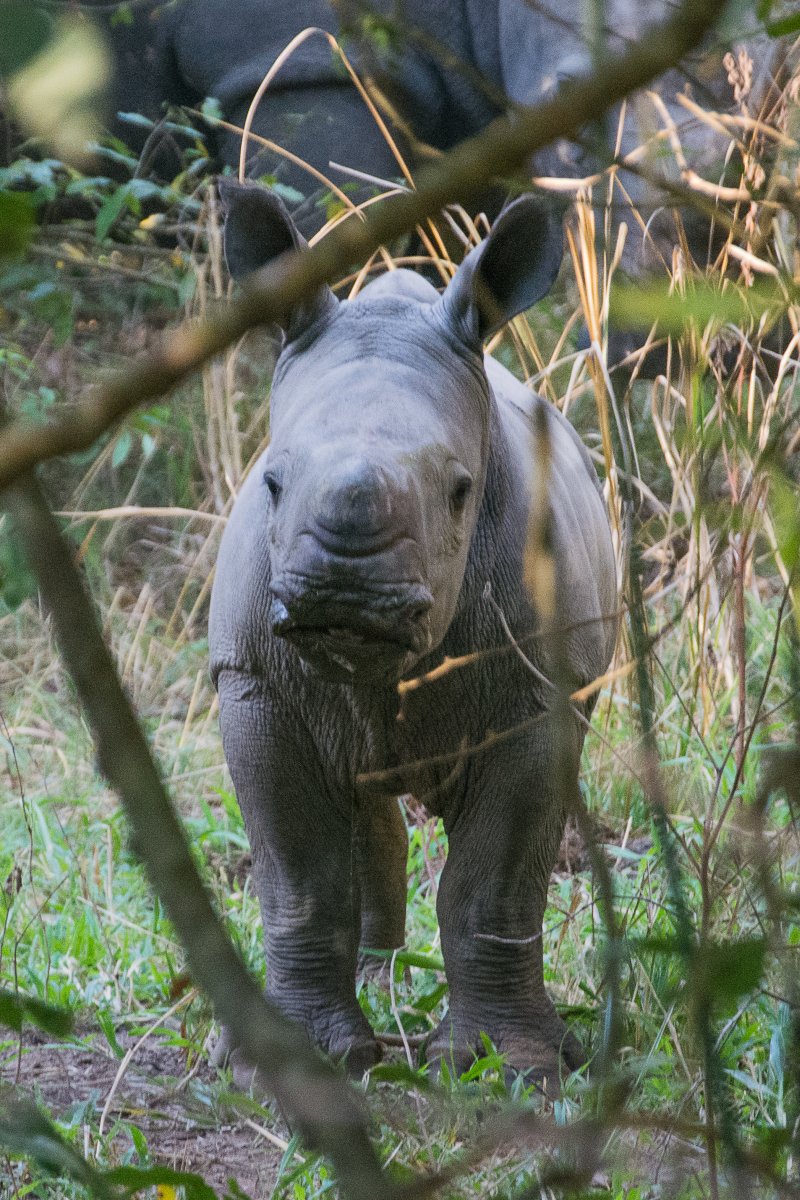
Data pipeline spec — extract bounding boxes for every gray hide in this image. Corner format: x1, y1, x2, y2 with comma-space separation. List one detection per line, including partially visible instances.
76, 0, 782, 291
156, 0, 777, 256
209, 178, 617, 1085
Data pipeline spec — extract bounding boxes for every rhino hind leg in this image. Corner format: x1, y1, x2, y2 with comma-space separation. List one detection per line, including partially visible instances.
425, 723, 585, 1093
356, 796, 409, 986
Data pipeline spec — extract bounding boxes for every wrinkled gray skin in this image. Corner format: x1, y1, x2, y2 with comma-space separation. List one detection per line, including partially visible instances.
153, 0, 772, 255
98, 1, 774, 245
209, 178, 617, 1086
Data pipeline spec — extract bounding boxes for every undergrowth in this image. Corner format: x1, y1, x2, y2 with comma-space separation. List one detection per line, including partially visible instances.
1, 22, 799, 1200
1, 566, 798, 1197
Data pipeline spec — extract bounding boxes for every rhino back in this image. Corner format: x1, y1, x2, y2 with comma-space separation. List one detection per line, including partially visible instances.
169, 0, 342, 101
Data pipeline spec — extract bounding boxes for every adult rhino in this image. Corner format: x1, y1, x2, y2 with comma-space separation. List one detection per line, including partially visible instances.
209, 178, 618, 1086
12, 4, 780, 259
155, 0, 771, 253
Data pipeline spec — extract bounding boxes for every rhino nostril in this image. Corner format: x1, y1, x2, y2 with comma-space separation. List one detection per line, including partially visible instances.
407, 599, 433, 623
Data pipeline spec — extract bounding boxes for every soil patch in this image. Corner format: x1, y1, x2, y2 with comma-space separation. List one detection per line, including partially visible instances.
1, 1026, 285, 1196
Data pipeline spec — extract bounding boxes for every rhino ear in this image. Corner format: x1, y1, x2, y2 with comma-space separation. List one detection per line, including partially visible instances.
217, 177, 337, 337
438, 196, 563, 344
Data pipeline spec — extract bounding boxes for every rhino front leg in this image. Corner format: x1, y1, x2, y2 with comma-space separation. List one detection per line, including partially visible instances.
427, 724, 585, 1091
216, 671, 379, 1083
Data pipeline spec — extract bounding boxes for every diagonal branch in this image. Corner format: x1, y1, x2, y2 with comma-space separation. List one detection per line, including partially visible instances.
1, 472, 395, 1200
0, 0, 728, 488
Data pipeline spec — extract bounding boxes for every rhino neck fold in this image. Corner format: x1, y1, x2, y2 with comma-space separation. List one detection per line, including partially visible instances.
459, 386, 513, 615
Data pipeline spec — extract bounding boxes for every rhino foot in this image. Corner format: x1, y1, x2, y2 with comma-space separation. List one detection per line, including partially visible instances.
209, 1023, 235, 1070
357, 951, 393, 986
208, 1027, 272, 1094
210, 1018, 381, 1093
422, 1013, 585, 1096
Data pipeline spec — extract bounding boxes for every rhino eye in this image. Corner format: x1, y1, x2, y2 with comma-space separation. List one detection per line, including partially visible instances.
264, 471, 283, 504
449, 470, 473, 516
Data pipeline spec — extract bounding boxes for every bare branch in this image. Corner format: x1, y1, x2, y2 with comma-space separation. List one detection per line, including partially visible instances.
1, 473, 395, 1200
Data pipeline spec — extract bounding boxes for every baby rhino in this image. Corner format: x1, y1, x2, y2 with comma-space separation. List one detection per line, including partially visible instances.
210, 179, 617, 1089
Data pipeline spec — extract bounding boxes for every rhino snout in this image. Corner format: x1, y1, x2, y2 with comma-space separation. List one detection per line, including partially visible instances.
311, 456, 416, 556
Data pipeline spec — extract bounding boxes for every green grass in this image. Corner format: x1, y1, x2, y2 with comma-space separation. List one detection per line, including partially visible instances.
1, 580, 798, 1197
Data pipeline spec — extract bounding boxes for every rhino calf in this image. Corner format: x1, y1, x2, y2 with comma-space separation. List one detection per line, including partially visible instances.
210, 179, 617, 1087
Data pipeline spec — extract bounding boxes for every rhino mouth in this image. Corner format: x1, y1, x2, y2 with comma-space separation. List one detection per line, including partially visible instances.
310, 625, 408, 649
275, 612, 425, 655
269, 585, 431, 679
280, 621, 423, 680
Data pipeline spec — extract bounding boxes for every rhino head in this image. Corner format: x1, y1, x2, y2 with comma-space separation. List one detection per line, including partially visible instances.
219, 179, 562, 683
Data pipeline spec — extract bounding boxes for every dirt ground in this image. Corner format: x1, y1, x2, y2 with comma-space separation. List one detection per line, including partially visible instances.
1, 1027, 286, 1196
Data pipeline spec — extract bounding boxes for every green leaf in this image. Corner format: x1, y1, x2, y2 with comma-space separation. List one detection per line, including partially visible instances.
0, 530, 37, 611
271, 182, 306, 205
693, 939, 768, 1006
0, 1092, 115, 1198
633, 935, 767, 1004
65, 174, 113, 197
0, 989, 73, 1036
0, 192, 35, 259
111, 430, 133, 470
0, 1095, 217, 1199
125, 178, 166, 202
409, 981, 448, 1014
107, 1163, 218, 1199
92, 142, 138, 170
459, 1041, 506, 1083
225, 1179, 257, 1200
116, 111, 155, 129
0, 347, 32, 377
27, 281, 74, 344
610, 279, 788, 334
367, 1061, 430, 1087
126, 1122, 149, 1160
109, 4, 134, 29
97, 1010, 125, 1059
178, 270, 197, 306
28, 283, 73, 343
0, 1, 53, 75
360, 947, 445, 972
200, 96, 223, 121
95, 184, 134, 240
770, 471, 800, 572
766, 12, 800, 34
